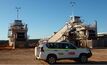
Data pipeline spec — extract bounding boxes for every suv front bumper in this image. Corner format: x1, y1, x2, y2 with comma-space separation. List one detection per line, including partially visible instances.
36, 52, 47, 60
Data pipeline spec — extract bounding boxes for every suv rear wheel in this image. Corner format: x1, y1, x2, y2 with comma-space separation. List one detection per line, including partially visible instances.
47, 55, 56, 64
80, 55, 88, 63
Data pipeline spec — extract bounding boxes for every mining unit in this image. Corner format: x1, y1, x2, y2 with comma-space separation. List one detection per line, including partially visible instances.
48, 16, 97, 48
8, 20, 28, 49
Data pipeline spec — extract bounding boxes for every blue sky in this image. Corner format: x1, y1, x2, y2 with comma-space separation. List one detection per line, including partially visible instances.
0, 0, 107, 40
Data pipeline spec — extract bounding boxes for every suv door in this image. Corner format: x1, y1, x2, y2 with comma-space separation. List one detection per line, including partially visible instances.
61, 43, 79, 58
46, 43, 66, 59
56, 43, 68, 58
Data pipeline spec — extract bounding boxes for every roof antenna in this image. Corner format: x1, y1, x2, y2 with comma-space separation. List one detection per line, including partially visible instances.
70, 1, 76, 17
16, 7, 21, 20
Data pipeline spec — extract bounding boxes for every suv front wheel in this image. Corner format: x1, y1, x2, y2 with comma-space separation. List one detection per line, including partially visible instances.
47, 55, 57, 64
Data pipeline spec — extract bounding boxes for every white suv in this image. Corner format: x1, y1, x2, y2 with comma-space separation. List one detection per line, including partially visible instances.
35, 42, 92, 64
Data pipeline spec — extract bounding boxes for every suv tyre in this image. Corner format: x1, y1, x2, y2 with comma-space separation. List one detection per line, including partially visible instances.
47, 55, 56, 64
80, 55, 88, 63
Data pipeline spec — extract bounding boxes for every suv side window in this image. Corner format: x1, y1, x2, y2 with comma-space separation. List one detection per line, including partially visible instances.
68, 43, 76, 49
46, 43, 58, 48
46, 43, 76, 49
59, 43, 76, 49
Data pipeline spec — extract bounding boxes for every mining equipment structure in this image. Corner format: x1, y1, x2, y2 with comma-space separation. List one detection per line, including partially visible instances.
48, 16, 97, 48
8, 20, 28, 49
